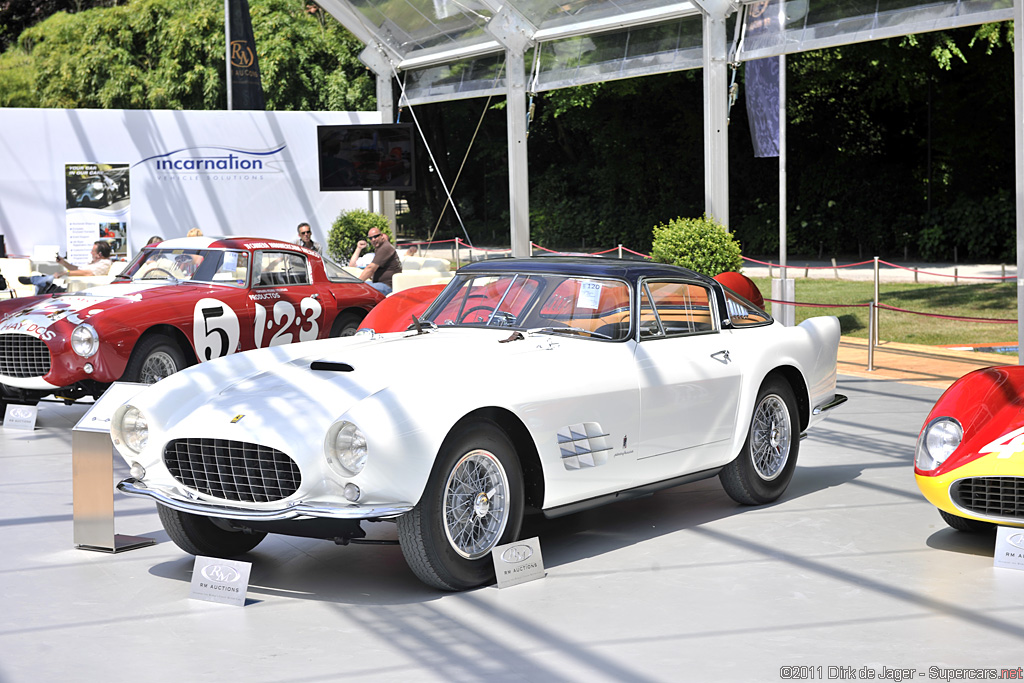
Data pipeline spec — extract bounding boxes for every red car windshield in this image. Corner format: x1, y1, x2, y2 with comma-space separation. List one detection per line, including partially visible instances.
122, 248, 249, 287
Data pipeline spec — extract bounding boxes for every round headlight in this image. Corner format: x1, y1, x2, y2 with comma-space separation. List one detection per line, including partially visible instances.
325, 421, 368, 476
71, 323, 99, 358
916, 417, 962, 471
120, 405, 149, 453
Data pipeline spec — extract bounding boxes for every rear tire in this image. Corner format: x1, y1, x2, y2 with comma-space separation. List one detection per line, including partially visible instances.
939, 509, 994, 532
123, 333, 186, 384
397, 420, 524, 590
720, 378, 800, 505
158, 504, 266, 557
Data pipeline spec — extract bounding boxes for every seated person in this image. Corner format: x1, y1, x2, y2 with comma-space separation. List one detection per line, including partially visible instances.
21, 241, 113, 294
349, 229, 402, 295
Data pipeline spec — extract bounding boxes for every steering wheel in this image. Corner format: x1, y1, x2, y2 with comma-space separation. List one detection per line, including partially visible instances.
140, 267, 174, 280
460, 305, 516, 326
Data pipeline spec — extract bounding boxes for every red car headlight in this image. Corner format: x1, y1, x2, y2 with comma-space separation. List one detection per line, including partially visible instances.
915, 417, 962, 471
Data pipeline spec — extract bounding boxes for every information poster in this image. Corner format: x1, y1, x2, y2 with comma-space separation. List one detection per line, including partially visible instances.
65, 163, 130, 263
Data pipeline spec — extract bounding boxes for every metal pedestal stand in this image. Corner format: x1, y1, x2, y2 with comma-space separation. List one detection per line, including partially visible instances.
72, 382, 155, 553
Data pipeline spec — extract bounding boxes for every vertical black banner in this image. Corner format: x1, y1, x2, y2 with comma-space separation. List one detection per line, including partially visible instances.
228, 0, 265, 110
744, 0, 782, 158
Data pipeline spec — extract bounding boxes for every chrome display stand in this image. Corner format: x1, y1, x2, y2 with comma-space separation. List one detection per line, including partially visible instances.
72, 382, 155, 553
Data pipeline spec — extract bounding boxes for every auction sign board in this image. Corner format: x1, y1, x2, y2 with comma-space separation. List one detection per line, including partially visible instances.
0, 108, 382, 260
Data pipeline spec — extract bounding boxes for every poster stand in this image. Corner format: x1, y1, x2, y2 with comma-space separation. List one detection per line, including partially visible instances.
72, 382, 155, 553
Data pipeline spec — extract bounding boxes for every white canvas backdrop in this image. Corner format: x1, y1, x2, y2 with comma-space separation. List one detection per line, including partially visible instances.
0, 108, 382, 260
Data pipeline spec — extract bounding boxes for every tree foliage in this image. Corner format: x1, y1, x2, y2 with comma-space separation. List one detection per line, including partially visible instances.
0, 0, 374, 110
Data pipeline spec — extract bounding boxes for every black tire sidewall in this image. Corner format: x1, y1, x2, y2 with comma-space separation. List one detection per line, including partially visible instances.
745, 380, 799, 500
411, 420, 524, 589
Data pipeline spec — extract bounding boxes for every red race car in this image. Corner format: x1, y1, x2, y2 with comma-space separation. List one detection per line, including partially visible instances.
915, 365, 1024, 531
0, 236, 383, 409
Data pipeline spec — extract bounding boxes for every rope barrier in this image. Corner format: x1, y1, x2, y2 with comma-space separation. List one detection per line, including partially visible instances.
414, 238, 1015, 283
764, 298, 1018, 324
877, 259, 1014, 281
743, 256, 874, 269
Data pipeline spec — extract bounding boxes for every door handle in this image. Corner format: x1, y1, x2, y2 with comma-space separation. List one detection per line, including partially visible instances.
711, 350, 730, 364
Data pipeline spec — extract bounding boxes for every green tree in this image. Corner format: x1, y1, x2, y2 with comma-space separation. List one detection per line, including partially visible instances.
0, 0, 374, 110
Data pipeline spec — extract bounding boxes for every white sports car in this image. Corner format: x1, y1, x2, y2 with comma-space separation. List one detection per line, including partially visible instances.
112, 258, 846, 590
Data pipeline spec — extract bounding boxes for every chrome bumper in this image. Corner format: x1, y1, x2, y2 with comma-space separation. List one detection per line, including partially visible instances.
117, 478, 414, 522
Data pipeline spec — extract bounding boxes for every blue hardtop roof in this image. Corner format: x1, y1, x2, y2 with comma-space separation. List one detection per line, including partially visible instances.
457, 256, 716, 286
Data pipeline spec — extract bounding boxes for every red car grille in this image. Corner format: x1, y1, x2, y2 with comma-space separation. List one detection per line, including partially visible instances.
0, 333, 51, 378
164, 438, 301, 503
952, 476, 1024, 519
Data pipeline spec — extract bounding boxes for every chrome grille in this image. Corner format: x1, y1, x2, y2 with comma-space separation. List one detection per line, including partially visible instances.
0, 333, 51, 378
164, 438, 301, 503
952, 476, 1024, 520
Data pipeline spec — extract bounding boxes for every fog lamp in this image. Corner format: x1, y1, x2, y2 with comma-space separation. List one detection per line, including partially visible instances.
344, 483, 361, 502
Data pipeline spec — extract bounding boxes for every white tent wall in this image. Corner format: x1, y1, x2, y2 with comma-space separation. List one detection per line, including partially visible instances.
0, 108, 381, 259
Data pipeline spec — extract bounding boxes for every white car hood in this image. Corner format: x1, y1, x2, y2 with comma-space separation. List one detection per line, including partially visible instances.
134, 328, 544, 437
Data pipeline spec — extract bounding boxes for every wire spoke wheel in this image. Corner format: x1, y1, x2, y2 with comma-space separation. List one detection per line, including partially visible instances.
749, 395, 791, 481
443, 450, 509, 559
720, 379, 800, 505
139, 350, 178, 384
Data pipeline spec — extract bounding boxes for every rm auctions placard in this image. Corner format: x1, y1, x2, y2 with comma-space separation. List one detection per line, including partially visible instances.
994, 526, 1024, 571
492, 537, 545, 588
190, 556, 252, 606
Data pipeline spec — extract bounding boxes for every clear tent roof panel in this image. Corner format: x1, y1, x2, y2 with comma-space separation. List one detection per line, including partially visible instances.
331, 0, 1012, 104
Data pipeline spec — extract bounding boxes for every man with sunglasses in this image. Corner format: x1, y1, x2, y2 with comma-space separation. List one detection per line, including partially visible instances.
349, 228, 402, 295
294, 222, 322, 253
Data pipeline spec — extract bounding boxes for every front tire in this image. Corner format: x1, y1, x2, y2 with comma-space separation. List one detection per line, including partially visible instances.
157, 504, 266, 557
397, 420, 524, 590
330, 311, 363, 337
123, 333, 186, 384
720, 378, 800, 505
939, 509, 994, 532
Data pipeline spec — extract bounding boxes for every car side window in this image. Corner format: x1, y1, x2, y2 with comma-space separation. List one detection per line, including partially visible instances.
254, 251, 309, 287
210, 251, 249, 287
724, 290, 772, 327
639, 280, 716, 339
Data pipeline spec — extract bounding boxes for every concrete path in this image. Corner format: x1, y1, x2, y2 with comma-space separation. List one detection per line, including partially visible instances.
837, 336, 1017, 390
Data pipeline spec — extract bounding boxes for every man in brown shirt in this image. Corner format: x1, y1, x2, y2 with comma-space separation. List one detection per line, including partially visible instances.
350, 228, 402, 295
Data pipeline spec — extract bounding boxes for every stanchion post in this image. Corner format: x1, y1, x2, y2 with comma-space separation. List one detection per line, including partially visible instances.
769, 262, 774, 278
955, 267, 959, 285
804, 265, 809, 278
832, 258, 838, 279
873, 256, 880, 346
618, 244, 623, 259
867, 302, 875, 372
455, 239, 461, 269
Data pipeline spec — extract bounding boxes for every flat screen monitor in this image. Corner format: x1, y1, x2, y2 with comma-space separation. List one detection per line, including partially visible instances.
317, 123, 416, 192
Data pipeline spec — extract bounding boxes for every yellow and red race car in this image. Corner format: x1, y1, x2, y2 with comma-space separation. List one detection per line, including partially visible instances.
915, 365, 1024, 531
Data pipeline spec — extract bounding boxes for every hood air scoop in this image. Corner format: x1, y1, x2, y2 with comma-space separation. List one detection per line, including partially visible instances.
310, 361, 354, 373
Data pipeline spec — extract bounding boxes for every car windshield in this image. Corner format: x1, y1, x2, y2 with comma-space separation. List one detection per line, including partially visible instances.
322, 256, 362, 283
122, 248, 249, 287
424, 272, 633, 341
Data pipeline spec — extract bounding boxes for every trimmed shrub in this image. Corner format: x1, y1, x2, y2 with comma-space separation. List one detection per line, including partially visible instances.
327, 209, 392, 263
650, 214, 743, 276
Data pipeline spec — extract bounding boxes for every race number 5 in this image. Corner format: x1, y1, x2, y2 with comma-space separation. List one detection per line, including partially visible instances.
979, 425, 1024, 460
193, 298, 241, 361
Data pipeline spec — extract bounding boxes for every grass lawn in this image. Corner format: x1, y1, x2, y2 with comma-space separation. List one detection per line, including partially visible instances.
748, 277, 1018, 347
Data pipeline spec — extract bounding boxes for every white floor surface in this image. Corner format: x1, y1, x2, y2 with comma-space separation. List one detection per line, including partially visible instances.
1, 375, 1022, 682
